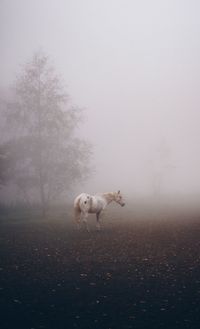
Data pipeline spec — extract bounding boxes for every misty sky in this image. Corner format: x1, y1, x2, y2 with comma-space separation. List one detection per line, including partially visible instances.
1, 0, 200, 196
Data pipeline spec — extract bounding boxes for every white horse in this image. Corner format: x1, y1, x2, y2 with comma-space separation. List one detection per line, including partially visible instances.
74, 190, 125, 231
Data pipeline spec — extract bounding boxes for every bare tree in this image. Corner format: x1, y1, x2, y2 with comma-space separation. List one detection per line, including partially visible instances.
0, 144, 11, 186
4, 52, 92, 215
153, 138, 176, 199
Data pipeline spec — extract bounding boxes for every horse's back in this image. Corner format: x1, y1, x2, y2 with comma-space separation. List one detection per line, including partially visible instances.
74, 193, 106, 213
88, 195, 106, 213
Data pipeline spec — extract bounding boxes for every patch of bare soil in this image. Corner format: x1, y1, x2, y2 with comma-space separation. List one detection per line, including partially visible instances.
0, 214, 200, 329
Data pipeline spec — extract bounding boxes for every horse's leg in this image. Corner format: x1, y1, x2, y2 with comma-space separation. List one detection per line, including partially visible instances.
74, 208, 81, 230
96, 211, 101, 231
82, 212, 89, 232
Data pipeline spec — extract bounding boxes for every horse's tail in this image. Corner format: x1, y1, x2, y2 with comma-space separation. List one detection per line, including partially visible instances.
74, 195, 81, 226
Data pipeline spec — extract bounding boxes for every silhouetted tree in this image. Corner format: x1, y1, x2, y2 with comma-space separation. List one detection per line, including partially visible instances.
0, 144, 11, 186
153, 138, 175, 199
5, 52, 92, 215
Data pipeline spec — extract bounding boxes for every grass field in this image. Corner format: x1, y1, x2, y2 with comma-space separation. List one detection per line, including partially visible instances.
0, 203, 200, 329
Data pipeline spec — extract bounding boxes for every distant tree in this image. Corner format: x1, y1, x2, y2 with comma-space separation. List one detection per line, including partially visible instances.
153, 138, 175, 199
5, 52, 92, 215
0, 92, 10, 187
0, 144, 11, 186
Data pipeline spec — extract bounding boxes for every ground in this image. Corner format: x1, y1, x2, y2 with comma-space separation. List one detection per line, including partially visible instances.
0, 204, 200, 329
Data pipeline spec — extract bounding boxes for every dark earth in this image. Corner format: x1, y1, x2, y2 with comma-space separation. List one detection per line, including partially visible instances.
0, 205, 200, 329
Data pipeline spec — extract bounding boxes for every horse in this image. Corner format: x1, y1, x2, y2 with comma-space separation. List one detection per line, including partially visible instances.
74, 190, 125, 231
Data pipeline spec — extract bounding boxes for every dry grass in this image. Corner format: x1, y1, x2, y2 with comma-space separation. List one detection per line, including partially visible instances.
0, 205, 200, 329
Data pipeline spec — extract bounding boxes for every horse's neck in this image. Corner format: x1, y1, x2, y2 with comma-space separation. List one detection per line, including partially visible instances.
102, 192, 115, 205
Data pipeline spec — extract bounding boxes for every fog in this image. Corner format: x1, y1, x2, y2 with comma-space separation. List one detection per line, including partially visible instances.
1, 0, 200, 202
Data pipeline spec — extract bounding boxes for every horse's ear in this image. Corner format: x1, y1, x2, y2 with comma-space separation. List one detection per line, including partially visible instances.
118, 190, 120, 194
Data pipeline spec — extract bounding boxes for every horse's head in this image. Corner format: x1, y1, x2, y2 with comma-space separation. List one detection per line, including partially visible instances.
114, 190, 125, 207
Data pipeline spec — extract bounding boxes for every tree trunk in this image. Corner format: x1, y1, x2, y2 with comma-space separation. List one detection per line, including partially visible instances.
37, 74, 46, 218
39, 170, 46, 217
